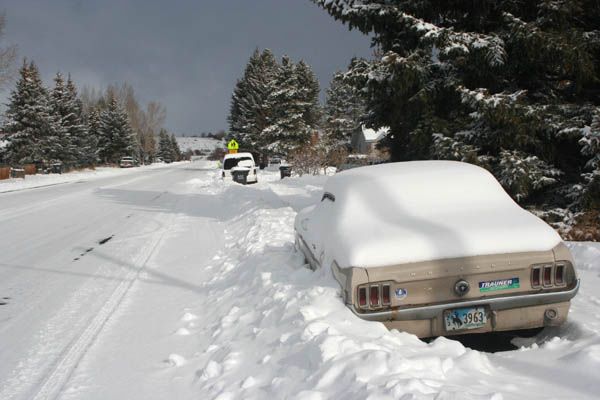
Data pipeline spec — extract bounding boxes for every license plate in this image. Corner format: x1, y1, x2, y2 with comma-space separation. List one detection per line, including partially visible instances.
444, 307, 487, 331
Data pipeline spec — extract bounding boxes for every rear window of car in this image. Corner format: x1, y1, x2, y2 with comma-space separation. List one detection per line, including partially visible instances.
224, 157, 252, 170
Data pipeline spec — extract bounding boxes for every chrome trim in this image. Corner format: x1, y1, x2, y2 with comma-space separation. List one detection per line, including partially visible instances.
295, 233, 319, 271
348, 279, 580, 322
542, 265, 554, 287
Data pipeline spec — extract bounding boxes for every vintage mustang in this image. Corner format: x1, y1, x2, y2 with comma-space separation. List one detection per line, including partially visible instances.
294, 161, 580, 338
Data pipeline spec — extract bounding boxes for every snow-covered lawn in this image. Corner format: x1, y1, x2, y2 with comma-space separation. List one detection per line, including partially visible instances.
55, 166, 600, 400
1, 163, 598, 400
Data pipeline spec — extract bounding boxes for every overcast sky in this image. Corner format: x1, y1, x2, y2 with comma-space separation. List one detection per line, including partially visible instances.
1, 0, 372, 135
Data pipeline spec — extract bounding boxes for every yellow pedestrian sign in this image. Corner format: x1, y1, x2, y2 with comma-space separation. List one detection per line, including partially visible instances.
227, 139, 239, 154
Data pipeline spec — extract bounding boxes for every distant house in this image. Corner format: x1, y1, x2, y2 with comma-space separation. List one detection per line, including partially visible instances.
352, 126, 390, 157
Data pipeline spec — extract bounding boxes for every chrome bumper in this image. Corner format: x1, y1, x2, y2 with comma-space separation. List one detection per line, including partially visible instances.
349, 279, 580, 322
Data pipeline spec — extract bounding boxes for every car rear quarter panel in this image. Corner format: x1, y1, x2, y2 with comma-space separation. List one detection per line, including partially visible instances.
353, 244, 577, 309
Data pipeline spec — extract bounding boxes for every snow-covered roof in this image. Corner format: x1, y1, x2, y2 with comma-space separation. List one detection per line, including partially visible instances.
223, 152, 253, 160
297, 161, 561, 268
361, 126, 389, 142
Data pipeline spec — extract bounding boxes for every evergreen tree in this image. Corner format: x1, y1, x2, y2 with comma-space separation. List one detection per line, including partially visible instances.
66, 76, 96, 166
262, 56, 312, 155
157, 129, 172, 160
295, 60, 321, 130
85, 107, 101, 165
50, 73, 77, 164
98, 94, 136, 163
323, 61, 367, 147
228, 49, 279, 151
314, 0, 600, 208
2, 61, 59, 164
170, 134, 182, 161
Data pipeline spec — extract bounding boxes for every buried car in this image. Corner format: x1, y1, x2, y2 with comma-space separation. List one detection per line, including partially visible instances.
294, 161, 579, 338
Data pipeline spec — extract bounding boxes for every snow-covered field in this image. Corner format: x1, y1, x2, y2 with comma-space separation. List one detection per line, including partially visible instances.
0, 163, 599, 400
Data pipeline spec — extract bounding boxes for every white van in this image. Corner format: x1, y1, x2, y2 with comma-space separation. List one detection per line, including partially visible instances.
221, 152, 258, 183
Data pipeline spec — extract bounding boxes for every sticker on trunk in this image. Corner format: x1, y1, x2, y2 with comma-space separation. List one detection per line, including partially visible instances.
479, 277, 520, 292
394, 288, 407, 299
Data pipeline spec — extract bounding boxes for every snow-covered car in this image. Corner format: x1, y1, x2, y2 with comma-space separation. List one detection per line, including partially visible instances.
294, 161, 580, 338
119, 156, 137, 168
221, 152, 258, 183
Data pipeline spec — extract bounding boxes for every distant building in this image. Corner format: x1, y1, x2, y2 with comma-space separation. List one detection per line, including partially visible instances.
352, 126, 390, 158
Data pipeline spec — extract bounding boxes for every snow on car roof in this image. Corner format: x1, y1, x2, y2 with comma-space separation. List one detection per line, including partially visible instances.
310, 161, 561, 268
223, 152, 253, 159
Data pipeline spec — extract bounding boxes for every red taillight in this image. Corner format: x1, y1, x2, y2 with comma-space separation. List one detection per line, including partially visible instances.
358, 287, 367, 307
382, 285, 391, 305
555, 264, 565, 285
369, 286, 380, 307
543, 265, 553, 286
531, 267, 541, 288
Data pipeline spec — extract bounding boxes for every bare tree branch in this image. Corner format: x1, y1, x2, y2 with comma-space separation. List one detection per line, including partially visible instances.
0, 13, 16, 91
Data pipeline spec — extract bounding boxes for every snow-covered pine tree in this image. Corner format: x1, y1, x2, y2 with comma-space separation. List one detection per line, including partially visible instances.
85, 107, 101, 166
313, 0, 600, 209
170, 134, 181, 161
66, 76, 96, 166
2, 61, 59, 165
323, 61, 367, 148
262, 56, 312, 155
156, 129, 173, 160
294, 60, 321, 131
228, 49, 279, 152
98, 94, 136, 163
50, 73, 77, 164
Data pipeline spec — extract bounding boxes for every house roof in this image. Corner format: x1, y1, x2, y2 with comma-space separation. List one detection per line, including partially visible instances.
362, 126, 389, 142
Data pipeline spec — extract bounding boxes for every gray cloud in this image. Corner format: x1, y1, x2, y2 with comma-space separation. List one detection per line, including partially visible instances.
1, 0, 372, 134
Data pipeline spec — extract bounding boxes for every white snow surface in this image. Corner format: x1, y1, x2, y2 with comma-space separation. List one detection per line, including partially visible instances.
297, 161, 561, 269
0, 162, 183, 194
0, 162, 599, 400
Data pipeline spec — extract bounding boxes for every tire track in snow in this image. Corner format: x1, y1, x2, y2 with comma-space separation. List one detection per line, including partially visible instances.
3, 211, 178, 400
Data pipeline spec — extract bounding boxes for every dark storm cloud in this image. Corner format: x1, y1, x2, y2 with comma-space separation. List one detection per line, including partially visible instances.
1, 0, 372, 134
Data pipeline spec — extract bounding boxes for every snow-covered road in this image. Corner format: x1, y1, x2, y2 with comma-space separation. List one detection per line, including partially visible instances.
1, 162, 599, 400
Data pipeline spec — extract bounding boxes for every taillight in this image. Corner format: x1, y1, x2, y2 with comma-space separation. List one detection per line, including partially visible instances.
382, 284, 391, 306
369, 285, 380, 307
531, 266, 541, 288
358, 287, 367, 308
555, 264, 565, 286
543, 265, 553, 287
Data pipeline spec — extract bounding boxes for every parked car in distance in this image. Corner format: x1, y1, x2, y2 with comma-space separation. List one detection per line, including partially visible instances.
294, 161, 579, 338
119, 156, 137, 168
222, 152, 258, 183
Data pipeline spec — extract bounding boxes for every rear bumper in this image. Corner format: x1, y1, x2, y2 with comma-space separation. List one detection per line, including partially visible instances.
349, 279, 579, 322
222, 170, 258, 183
